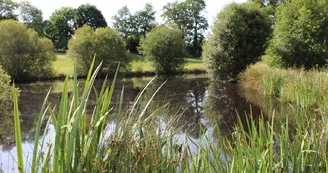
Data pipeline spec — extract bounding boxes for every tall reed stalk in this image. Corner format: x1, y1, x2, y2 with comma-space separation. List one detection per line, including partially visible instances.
12, 61, 328, 172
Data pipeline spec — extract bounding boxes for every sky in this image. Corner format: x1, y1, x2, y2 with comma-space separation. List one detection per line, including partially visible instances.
22, 0, 246, 30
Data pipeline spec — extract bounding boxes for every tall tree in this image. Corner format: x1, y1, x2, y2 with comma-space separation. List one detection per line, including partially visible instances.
45, 7, 75, 50
162, 0, 208, 57
19, 1, 44, 35
0, 0, 18, 20
112, 6, 132, 40
203, 3, 272, 80
75, 4, 107, 29
133, 3, 156, 38
112, 4, 156, 53
263, 0, 328, 68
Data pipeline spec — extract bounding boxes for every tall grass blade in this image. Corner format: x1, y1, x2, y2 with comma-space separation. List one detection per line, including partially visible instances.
12, 83, 24, 173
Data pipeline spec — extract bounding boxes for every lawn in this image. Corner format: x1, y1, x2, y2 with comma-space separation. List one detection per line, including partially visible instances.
52, 53, 206, 77
52, 53, 75, 77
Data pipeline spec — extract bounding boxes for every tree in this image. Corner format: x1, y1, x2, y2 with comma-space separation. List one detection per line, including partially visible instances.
250, 0, 287, 7
139, 26, 185, 74
75, 4, 107, 29
0, 67, 13, 114
263, 0, 328, 68
68, 25, 130, 75
249, 0, 288, 18
0, 0, 18, 20
112, 6, 132, 40
45, 7, 75, 50
0, 20, 56, 81
133, 3, 156, 38
112, 4, 156, 53
19, 1, 45, 35
162, 0, 208, 57
202, 3, 272, 80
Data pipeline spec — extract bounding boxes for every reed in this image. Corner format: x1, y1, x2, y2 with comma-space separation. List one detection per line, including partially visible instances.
240, 63, 328, 111
12, 60, 328, 172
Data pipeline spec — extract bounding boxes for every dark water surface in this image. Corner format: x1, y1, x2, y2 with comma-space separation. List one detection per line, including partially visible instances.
0, 74, 275, 172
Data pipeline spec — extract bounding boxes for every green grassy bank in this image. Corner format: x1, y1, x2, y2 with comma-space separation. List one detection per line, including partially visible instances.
52, 53, 206, 78
239, 63, 328, 112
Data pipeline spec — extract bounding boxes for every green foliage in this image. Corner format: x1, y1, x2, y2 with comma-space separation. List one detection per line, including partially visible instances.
12, 61, 328, 172
241, 63, 328, 110
162, 0, 208, 57
203, 3, 272, 80
19, 1, 45, 36
0, 67, 13, 114
68, 25, 130, 75
263, 0, 328, 68
45, 7, 75, 50
45, 4, 107, 50
0, 0, 18, 20
112, 6, 131, 39
75, 4, 107, 29
112, 4, 156, 53
139, 26, 185, 74
0, 20, 55, 81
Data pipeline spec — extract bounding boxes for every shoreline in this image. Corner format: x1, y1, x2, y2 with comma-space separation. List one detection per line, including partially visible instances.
14, 68, 207, 83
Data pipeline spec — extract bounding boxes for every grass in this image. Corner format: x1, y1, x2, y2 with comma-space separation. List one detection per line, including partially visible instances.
53, 53, 206, 77
12, 59, 328, 172
52, 53, 75, 77
239, 63, 328, 111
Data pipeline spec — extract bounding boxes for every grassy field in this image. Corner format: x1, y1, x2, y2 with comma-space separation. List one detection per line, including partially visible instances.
52, 53, 206, 77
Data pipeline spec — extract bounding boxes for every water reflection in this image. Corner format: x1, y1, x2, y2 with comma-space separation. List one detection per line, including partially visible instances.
0, 75, 288, 172
203, 81, 263, 136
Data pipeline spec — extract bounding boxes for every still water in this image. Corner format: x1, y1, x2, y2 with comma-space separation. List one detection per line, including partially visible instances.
0, 74, 276, 172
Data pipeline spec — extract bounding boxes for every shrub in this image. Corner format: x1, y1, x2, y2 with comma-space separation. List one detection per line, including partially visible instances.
202, 3, 272, 80
139, 25, 185, 74
0, 67, 14, 114
68, 25, 130, 75
0, 20, 56, 82
263, 0, 328, 68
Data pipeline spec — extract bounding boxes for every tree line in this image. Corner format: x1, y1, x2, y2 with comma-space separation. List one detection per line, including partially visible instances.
0, 0, 208, 57
1, 0, 327, 82
203, 0, 328, 80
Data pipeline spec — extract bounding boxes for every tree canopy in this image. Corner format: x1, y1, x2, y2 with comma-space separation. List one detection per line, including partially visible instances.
45, 7, 75, 50
162, 0, 208, 57
19, 1, 45, 35
75, 4, 107, 29
112, 4, 156, 53
0, 20, 55, 81
139, 25, 185, 74
263, 0, 328, 68
68, 25, 130, 75
45, 4, 107, 50
203, 3, 272, 80
0, 0, 18, 20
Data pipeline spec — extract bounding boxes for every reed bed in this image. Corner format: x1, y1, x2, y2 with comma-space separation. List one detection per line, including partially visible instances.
11, 61, 328, 172
240, 63, 328, 111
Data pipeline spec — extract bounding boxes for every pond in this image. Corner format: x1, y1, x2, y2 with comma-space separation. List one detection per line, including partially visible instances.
0, 74, 298, 172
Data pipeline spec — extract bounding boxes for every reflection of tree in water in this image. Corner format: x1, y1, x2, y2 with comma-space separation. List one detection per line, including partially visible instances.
203, 81, 263, 136
133, 76, 209, 138
0, 82, 61, 151
0, 76, 210, 150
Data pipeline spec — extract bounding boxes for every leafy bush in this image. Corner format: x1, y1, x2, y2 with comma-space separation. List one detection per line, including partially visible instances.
139, 25, 185, 74
68, 25, 130, 75
0, 20, 55, 81
263, 0, 328, 68
202, 3, 272, 80
0, 67, 14, 115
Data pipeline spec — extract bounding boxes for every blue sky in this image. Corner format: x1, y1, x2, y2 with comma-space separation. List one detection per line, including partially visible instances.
23, 0, 246, 29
